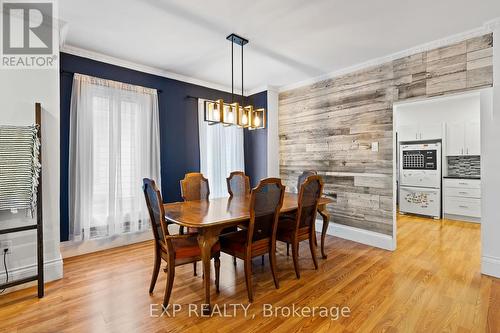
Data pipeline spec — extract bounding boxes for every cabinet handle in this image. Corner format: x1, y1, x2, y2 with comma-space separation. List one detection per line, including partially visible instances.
458, 205, 469, 209
458, 182, 468, 185
458, 191, 468, 194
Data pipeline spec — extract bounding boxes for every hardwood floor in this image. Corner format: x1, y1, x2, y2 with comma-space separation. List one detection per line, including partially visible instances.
1, 216, 499, 332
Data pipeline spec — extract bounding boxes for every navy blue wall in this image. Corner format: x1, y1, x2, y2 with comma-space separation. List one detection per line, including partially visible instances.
60, 53, 267, 241
244, 91, 268, 187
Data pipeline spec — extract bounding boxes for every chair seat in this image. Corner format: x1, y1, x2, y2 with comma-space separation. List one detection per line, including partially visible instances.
186, 227, 199, 234
170, 237, 220, 259
220, 230, 269, 257
280, 209, 297, 220
276, 217, 309, 242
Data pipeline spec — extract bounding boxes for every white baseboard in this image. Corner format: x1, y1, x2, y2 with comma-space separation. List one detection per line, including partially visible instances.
316, 220, 395, 251
0, 255, 63, 294
60, 230, 153, 258
482, 255, 500, 278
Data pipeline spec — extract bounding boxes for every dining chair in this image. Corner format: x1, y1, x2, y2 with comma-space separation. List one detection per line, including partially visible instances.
180, 172, 210, 201
297, 170, 317, 192
276, 175, 323, 279
143, 178, 220, 307
180, 172, 237, 271
226, 171, 252, 266
226, 171, 250, 197
285, 170, 318, 256
179, 172, 210, 275
219, 178, 285, 302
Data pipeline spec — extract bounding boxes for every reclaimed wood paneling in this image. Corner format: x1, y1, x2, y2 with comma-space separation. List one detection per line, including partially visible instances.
279, 34, 493, 235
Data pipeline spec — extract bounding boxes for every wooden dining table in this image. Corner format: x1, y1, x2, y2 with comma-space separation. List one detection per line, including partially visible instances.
163, 192, 333, 313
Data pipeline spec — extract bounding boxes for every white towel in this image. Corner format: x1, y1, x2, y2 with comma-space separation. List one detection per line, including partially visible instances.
0, 125, 41, 214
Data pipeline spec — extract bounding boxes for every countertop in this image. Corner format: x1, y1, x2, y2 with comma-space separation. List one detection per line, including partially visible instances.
443, 176, 480, 180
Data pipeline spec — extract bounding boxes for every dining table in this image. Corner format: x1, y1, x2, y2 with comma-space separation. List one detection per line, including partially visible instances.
163, 192, 334, 313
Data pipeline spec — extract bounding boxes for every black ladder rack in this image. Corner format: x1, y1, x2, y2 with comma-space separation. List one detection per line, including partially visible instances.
0, 102, 44, 298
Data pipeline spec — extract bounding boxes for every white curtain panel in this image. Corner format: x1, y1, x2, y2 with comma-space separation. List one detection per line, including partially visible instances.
69, 74, 161, 240
198, 99, 245, 198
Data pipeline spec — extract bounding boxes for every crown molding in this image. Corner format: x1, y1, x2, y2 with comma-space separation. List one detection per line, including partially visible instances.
60, 44, 243, 95
246, 85, 278, 96
279, 21, 497, 93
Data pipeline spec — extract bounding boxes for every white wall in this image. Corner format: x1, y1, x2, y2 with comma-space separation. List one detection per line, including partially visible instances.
267, 87, 280, 178
481, 22, 500, 278
0, 70, 62, 287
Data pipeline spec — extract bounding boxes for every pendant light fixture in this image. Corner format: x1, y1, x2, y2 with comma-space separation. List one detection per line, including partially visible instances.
204, 33, 266, 130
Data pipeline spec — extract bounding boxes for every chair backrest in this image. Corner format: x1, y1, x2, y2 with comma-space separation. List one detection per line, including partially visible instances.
226, 171, 250, 197
142, 178, 169, 243
297, 170, 317, 192
247, 178, 285, 245
180, 173, 210, 201
296, 175, 323, 230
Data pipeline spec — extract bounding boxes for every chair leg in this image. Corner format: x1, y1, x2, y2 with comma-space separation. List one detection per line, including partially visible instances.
233, 256, 237, 266
193, 262, 197, 276
214, 255, 221, 293
179, 226, 184, 235
309, 234, 319, 270
292, 239, 300, 279
286, 242, 290, 256
149, 247, 161, 294
261, 255, 265, 266
269, 251, 279, 289
244, 258, 253, 302
162, 260, 175, 307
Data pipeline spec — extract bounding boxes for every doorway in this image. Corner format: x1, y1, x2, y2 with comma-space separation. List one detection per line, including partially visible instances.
392, 89, 491, 251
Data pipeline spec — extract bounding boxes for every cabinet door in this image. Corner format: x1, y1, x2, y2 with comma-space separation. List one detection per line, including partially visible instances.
446, 122, 465, 156
398, 125, 419, 142
465, 121, 480, 155
420, 123, 443, 140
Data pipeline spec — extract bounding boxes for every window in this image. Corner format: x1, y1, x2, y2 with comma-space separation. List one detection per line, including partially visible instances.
69, 74, 161, 240
198, 99, 245, 198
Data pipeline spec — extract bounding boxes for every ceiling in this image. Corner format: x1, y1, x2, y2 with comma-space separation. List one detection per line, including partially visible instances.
60, 0, 500, 93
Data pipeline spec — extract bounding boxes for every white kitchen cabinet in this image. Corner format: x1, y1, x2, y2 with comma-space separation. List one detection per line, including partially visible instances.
398, 123, 443, 142
465, 121, 480, 155
398, 125, 420, 141
421, 123, 444, 141
447, 122, 466, 155
446, 121, 480, 156
443, 178, 481, 222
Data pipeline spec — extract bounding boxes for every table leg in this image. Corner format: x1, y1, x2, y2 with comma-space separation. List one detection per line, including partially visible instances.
317, 205, 330, 259
197, 226, 222, 315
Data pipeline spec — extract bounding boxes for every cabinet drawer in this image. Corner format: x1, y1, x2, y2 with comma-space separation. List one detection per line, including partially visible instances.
444, 179, 481, 189
445, 187, 481, 198
444, 197, 481, 217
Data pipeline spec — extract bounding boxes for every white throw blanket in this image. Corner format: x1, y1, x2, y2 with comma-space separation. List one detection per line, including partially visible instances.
0, 125, 41, 214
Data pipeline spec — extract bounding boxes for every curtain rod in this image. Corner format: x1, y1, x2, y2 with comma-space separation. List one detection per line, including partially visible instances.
60, 70, 163, 93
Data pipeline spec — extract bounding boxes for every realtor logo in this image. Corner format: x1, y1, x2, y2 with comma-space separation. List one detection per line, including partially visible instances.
1, 0, 57, 68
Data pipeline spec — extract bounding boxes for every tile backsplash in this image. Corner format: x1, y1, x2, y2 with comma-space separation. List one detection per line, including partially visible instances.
447, 156, 481, 177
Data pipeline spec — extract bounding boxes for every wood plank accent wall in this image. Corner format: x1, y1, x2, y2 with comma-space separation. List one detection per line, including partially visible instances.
279, 34, 493, 235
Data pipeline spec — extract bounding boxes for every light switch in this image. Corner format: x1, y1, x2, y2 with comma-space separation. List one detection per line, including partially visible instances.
371, 142, 379, 152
